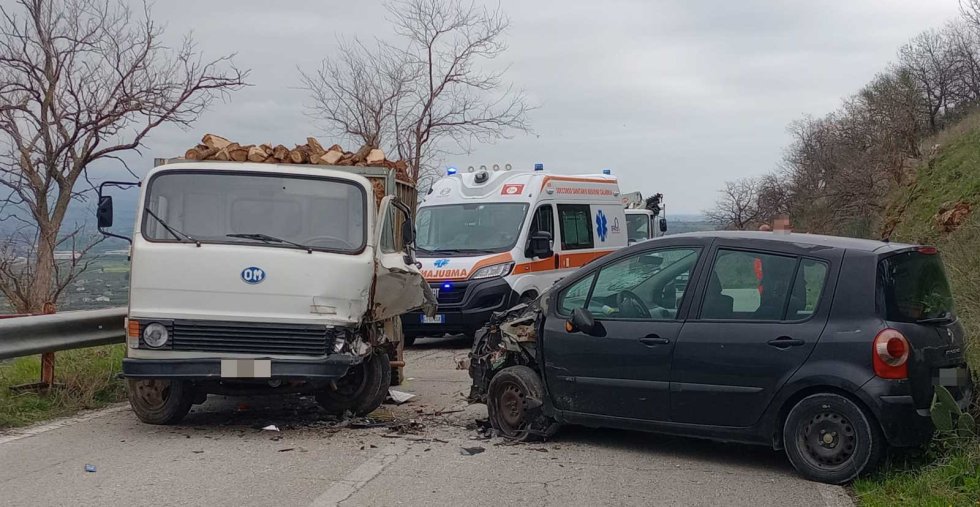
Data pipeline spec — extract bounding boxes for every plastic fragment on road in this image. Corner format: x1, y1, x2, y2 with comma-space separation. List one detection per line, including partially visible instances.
387, 389, 416, 404
459, 446, 485, 456
262, 424, 280, 432
84, 464, 96, 473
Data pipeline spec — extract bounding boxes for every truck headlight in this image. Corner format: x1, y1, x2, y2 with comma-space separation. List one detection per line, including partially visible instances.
142, 323, 170, 348
470, 262, 514, 280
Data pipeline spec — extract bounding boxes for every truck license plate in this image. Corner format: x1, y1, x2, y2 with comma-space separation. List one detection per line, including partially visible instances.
221, 359, 271, 378
420, 314, 445, 324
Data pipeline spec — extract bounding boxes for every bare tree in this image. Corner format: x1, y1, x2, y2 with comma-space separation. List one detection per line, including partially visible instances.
899, 28, 958, 133
704, 178, 763, 230
0, 0, 247, 313
302, 0, 533, 183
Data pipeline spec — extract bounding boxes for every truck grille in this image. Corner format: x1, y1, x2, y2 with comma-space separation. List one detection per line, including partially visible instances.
170, 320, 332, 356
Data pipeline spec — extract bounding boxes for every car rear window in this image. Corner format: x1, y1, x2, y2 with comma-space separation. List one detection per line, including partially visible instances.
878, 250, 954, 322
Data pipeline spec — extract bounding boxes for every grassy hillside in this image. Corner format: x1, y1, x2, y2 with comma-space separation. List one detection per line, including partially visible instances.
884, 111, 980, 370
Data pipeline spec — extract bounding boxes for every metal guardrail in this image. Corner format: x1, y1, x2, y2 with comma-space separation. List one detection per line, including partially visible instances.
0, 307, 126, 360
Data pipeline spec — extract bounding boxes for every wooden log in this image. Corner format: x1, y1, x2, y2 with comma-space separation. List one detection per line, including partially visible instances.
351, 144, 373, 164
229, 144, 250, 162
307, 137, 326, 157
366, 148, 385, 165
202, 134, 231, 150
214, 147, 231, 161
272, 144, 290, 161
260, 144, 273, 156
327, 144, 344, 153
247, 146, 267, 162
319, 151, 343, 165
289, 148, 305, 164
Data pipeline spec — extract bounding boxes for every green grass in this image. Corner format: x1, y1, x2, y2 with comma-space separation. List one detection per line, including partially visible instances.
858, 111, 980, 505
0, 345, 127, 429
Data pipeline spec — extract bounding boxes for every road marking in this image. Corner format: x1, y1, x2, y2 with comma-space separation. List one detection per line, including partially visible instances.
0, 404, 130, 445
817, 483, 855, 507
310, 441, 409, 507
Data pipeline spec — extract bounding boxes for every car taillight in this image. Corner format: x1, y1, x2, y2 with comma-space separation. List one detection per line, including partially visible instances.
873, 328, 909, 379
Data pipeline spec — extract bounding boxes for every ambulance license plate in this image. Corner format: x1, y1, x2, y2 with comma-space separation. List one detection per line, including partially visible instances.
421, 314, 445, 324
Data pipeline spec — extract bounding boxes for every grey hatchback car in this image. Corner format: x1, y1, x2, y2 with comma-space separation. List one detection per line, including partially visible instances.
468, 231, 974, 484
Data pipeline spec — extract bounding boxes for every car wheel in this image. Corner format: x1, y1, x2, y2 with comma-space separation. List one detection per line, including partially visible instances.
316, 351, 391, 417
127, 379, 194, 425
783, 393, 884, 484
487, 365, 556, 441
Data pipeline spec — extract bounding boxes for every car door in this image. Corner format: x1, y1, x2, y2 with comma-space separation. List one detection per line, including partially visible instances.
371, 196, 433, 321
541, 245, 704, 421
669, 243, 839, 427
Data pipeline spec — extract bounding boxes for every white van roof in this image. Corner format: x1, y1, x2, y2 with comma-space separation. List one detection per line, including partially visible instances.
421, 168, 622, 206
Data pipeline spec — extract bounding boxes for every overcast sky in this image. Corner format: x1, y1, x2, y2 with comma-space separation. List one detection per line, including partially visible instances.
133, 0, 962, 214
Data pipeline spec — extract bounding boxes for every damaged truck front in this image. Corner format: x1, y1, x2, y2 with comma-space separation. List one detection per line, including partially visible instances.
468, 299, 559, 440
98, 161, 435, 424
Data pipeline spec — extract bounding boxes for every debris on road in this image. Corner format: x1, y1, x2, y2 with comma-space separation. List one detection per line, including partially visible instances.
277, 448, 295, 453
261, 425, 280, 432
387, 389, 416, 405
460, 446, 486, 456
84, 464, 96, 473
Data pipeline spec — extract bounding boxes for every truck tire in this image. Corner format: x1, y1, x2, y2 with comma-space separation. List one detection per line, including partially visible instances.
316, 351, 391, 417
783, 393, 884, 484
127, 379, 194, 425
487, 365, 557, 441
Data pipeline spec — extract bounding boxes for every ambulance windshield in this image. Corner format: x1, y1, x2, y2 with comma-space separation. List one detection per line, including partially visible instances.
415, 203, 529, 255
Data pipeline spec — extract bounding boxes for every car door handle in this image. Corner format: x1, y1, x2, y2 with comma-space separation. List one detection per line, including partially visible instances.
639, 335, 670, 346
767, 337, 805, 348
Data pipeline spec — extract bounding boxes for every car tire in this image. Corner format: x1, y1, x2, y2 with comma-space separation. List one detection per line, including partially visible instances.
316, 351, 391, 417
127, 379, 194, 425
487, 365, 557, 441
783, 393, 884, 484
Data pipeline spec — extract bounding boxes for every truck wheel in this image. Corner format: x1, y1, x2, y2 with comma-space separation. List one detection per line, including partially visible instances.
783, 393, 884, 484
127, 379, 193, 425
487, 365, 556, 441
316, 351, 391, 417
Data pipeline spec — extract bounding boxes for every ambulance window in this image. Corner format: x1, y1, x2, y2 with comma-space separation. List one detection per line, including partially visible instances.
558, 204, 594, 250
531, 205, 554, 236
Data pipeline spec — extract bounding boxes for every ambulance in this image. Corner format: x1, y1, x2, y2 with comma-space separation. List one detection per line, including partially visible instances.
400, 163, 627, 344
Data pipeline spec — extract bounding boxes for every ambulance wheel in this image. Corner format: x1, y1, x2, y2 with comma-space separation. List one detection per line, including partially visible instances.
316, 351, 391, 417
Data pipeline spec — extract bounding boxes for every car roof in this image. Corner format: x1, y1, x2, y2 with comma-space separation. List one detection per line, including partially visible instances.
665, 230, 915, 254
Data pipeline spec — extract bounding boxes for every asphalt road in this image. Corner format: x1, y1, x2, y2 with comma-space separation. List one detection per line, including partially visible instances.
0, 335, 852, 507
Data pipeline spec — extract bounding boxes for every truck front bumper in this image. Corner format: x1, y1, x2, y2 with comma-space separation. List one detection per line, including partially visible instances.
122, 355, 359, 381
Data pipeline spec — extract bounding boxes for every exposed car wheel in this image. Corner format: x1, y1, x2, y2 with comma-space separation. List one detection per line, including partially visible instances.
487, 365, 557, 441
783, 393, 884, 484
316, 351, 391, 417
518, 292, 537, 305
127, 379, 194, 425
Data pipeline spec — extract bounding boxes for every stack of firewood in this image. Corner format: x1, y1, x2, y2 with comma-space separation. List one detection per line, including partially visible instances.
183, 134, 411, 182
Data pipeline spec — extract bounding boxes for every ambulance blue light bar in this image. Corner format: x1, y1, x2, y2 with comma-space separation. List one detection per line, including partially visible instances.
602, 168, 611, 175
534, 163, 544, 171
447, 167, 457, 175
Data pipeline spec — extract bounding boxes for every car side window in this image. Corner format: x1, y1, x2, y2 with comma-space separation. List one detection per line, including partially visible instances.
557, 204, 593, 250
530, 204, 554, 237
583, 248, 700, 320
701, 249, 797, 321
558, 273, 596, 314
786, 258, 829, 319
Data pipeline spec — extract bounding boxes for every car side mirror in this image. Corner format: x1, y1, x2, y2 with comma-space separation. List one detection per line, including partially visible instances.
527, 230, 553, 258
567, 308, 596, 335
659, 218, 667, 233
401, 218, 415, 245
97, 196, 114, 228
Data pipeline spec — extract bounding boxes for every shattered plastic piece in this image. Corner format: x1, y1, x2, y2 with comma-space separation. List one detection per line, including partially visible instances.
84, 464, 96, 473
262, 424, 280, 432
387, 389, 416, 404
460, 446, 485, 456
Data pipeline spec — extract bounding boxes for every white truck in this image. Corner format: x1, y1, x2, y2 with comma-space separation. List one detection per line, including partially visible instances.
622, 191, 666, 244
97, 160, 431, 424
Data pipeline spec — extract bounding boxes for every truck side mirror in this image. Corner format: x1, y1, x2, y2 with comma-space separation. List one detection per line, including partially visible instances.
659, 217, 667, 233
567, 308, 596, 335
527, 230, 553, 258
401, 218, 415, 245
97, 196, 114, 228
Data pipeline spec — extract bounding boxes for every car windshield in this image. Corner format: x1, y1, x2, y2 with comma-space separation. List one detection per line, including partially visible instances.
415, 203, 529, 254
626, 213, 649, 242
141, 171, 366, 253
879, 250, 954, 322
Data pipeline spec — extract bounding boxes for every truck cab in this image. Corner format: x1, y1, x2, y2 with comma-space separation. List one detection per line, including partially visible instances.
400, 164, 628, 344
98, 161, 429, 424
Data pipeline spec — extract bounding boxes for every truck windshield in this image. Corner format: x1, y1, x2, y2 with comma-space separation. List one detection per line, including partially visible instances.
142, 171, 366, 254
415, 203, 529, 254
626, 213, 649, 242
878, 250, 954, 323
